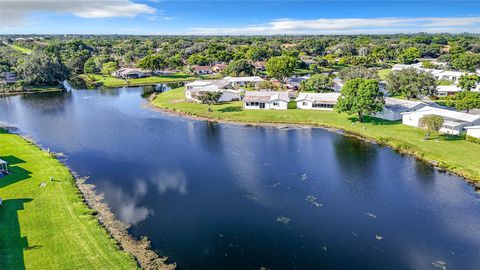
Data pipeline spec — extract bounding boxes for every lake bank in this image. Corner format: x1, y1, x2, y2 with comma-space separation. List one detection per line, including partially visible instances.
80, 73, 199, 88
0, 128, 174, 270
151, 87, 480, 185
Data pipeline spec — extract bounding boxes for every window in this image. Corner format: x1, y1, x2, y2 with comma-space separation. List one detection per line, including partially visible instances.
302, 102, 307, 106
273, 102, 279, 106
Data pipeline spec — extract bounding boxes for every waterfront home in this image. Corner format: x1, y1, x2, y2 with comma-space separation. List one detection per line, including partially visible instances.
190, 65, 213, 75
113, 68, 150, 79
465, 126, 480, 139
243, 91, 290, 110
0, 72, 17, 85
185, 79, 241, 102
212, 64, 228, 73
253, 61, 267, 71
374, 97, 427, 121
225, 76, 264, 88
0, 159, 8, 174
296, 92, 340, 110
402, 106, 480, 135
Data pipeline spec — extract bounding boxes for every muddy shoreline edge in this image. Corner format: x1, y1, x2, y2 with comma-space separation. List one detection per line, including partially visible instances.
1, 126, 175, 270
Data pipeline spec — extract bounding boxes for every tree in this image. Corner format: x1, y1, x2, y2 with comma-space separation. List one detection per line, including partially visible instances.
224, 59, 254, 76
257, 80, 279, 90
198, 91, 222, 112
398, 47, 420, 64
299, 74, 333, 92
335, 78, 384, 122
445, 91, 480, 113
458, 74, 480, 91
138, 54, 166, 71
338, 66, 379, 81
83, 57, 97, 74
386, 68, 437, 100
451, 53, 480, 72
101, 61, 118, 76
420, 115, 444, 140
16, 51, 69, 85
266, 56, 297, 84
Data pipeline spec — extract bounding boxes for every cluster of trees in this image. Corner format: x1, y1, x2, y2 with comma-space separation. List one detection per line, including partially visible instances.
2, 34, 480, 87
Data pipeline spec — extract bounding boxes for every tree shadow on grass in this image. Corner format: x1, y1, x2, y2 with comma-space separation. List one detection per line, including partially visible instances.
436, 134, 464, 142
347, 116, 401, 126
0, 156, 32, 188
218, 106, 243, 113
0, 198, 33, 270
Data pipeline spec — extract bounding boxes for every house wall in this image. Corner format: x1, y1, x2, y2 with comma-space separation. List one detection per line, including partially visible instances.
467, 128, 480, 138
375, 109, 401, 121
244, 101, 288, 110
402, 113, 480, 135
296, 101, 334, 111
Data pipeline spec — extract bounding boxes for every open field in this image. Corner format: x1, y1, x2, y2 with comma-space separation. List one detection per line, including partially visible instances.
0, 129, 138, 269
153, 87, 480, 182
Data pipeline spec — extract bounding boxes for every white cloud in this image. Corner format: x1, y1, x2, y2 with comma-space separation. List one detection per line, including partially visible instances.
0, 0, 156, 28
190, 16, 480, 35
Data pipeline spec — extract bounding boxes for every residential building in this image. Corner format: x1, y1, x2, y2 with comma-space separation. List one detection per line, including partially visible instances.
436, 85, 463, 97
113, 68, 150, 79
185, 79, 241, 102
402, 106, 480, 135
296, 92, 340, 110
212, 64, 228, 73
190, 65, 213, 75
252, 61, 266, 71
243, 91, 290, 110
374, 97, 427, 121
0, 72, 17, 85
465, 126, 480, 139
224, 76, 264, 87
286, 76, 309, 89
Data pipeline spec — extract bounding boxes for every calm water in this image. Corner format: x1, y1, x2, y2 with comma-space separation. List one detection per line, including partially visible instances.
1, 88, 479, 270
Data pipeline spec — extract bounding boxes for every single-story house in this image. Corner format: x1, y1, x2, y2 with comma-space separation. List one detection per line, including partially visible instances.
252, 61, 266, 71
0, 158, 8, 174
402, 106, 480, 135
465, 126, 480, 139
374, 97, 427, 121
286, 76, 309, 89
113, 68, 150, 79
212, 64, 228, 73
225, 76, 264, 87
436, 85, 462, 97
190, 65, 213, 75
243, 91, 290, 110
435, 70, 465, 82
185, 79, 240, 102
296, 92, 340, 110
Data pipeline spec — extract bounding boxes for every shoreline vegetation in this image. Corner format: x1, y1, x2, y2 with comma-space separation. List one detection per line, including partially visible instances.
152, 87, 480, 186
0, 128, 175, 270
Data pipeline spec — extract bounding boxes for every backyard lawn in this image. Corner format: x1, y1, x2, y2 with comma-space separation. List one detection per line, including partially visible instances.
153, 87, 480, 182
0, 130, 138, 269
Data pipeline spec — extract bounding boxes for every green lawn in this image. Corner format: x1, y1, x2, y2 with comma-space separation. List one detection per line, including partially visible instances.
0, 129, 138, 269
153, 87, 480, 182
83, 73, 196, 88
377, 69, 392, 80
5, 44, 33, 54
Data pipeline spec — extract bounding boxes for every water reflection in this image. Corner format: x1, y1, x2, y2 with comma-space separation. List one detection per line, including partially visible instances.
0, 88, 479, 270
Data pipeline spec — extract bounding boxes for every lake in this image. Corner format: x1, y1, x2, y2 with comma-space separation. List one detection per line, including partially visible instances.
1, 87, 479, 270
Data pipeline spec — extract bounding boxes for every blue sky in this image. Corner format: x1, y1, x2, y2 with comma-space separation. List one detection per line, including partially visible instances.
1, 0, 480, 34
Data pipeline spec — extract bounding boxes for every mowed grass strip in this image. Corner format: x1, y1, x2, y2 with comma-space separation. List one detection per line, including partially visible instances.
0, 129, 138, 269
153, 87, 480, 182
83, 73, 196, 88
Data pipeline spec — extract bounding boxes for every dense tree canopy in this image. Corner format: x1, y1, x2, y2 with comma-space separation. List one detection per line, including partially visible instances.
339, 66, 379, 81
224, 59, 254, 76
16, 51, 69, 85
445, 91, 480, 113
299, 74, 333, 92
266, 56, 297, 83
458, 74, 480, 91
335, 78, 384, 122
386, 68, 437, 99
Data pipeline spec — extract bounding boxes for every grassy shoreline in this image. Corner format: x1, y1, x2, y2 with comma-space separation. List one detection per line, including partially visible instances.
0, 129, 140, 269
81, 73, 197, 88
152, 87, 480, 184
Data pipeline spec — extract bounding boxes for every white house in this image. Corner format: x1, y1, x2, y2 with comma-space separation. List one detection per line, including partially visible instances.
113, 68, 150, 79
402, 106, 480, 135
465, 126, 480, 139
374, 97, 427, 121
296, 92, 340, 110
225, 76, 264, 87
243, 91, 290, 110
436, 85, 462, 97
185, 79, 241, 102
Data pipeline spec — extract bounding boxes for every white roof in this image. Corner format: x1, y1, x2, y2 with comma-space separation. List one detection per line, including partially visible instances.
117, 68, 146, 75
225, 76, 264, 83
0, 159, 7, 165
465, 125, 480, 130
296, 92, 340, 102
243, 91, 290, 102
186, 79, 231, 89
437, 85, 462, 93
403, 106, 480, 123
437, 70, 465, 77
185, 80, 213, 87
384, 97, 426, 112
